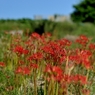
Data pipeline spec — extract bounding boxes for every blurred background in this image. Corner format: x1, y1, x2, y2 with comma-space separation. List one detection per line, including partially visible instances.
0, 0, 95, 41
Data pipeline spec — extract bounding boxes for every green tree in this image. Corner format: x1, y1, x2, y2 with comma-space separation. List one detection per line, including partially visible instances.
71, 0, 95, 23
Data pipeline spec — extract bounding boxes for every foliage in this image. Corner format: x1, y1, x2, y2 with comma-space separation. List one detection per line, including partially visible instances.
71, 0, 95, 23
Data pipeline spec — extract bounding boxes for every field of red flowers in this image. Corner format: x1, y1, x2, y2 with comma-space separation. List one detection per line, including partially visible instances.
0, 32, 95, 95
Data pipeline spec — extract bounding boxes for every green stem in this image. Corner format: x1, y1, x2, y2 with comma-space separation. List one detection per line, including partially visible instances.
52, 80, 55, 95
44, 78, 47, 95
84, 69, 89, 89
65, 56, 69, 74
56, 82, 58, 95
34, 70, 37, 95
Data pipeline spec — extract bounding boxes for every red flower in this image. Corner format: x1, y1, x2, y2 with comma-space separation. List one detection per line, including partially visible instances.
23, 49, 29, 54
31, 32, 41, 39
71, 75, 80, 82
15, 66, 31, 75
71, 74, 87, 85
42, 45, 54, 55
30, 63, 38, 69
22, 67, 30, 75
0, 62, 5, 67
63, 74, 72, 83
52, 66, 63, 75
28, 52, 43, 60
14, 46, 23, 54
76, 35, 89, 46
69, 49, 92, 69
79, 75, 87, 84
59, 39, 71, 47
55, 73, 63, 82
13, 45, 29, 55
83, 60, 91, 69
44, 64, 52, 73
89, 43, 95, 50
69, 55, 80, 63
15, 66, 23, 74
44, 65, 63, 82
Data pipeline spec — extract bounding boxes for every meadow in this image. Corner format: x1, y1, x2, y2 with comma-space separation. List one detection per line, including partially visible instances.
0, 31, 95, 95
1, 19, 95, 41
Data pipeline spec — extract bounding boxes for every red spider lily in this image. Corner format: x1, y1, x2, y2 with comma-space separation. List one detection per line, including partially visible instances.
52, 66, 63, 75
30, 63, 38, 69
22, 67, 31, 75
78, 50, 91, 62
80, 50, 92, 57
69, 49, 92, 69
49, 41, 60, 51
42, 41, 61, 54
13, 46, 23, 54
47, 74, 64, 82
28, 52, 43, 60
59, 49, 67, 56
44, 64, 52, 73
13, 45, 29, 55
31, 32, 41, 39
0, 62, 5, 67
62, 74, 71, 83
23, 49, 29, 54
57, 49, 67, 64
80, 35, 88, 41
76, 35, 89, 46
58, 39, 71, 47
89, 43, 95, 50
54, 73, 64, 82
71, 74, 87, 85
44, 65, 64, 82
15, 66, 23, 74
69, 55, 81, 64
79, 75, 87, 84
42, 41, 67, 64
83, 59, 91, 69
79, 50, 92, 69
15, 66, 31, 75
58, 56, 66, 64
42, 45, 54, 55
70, 75, 79, 83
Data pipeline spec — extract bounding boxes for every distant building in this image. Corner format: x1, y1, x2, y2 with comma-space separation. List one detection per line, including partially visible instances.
33, 14, 71, 22
48, 15, 71, 22
48, 16, 55, 21
34, 15, 43, 20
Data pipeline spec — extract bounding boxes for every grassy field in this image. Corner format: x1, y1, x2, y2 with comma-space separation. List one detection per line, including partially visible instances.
1, 20, 95, 94
0, 31, 95, 95
0, 20, 95, 40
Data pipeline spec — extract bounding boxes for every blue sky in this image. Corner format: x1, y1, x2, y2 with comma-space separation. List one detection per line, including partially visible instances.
0, 0, 79, 19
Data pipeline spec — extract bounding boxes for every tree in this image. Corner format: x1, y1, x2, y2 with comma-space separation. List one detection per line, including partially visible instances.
71, 0, 95, 23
